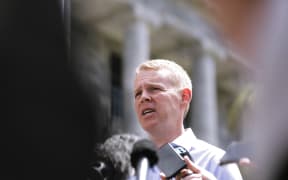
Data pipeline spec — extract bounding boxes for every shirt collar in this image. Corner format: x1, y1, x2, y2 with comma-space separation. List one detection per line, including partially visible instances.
172, 128, 197, 151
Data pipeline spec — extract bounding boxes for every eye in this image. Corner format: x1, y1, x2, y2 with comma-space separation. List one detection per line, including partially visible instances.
134, 91, 141, 98
152, 87, 161, 91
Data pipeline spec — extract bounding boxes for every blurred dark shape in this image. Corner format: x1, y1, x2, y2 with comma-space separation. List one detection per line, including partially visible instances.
219, 141, 254, 166
88, 134, 140, 180
0, 0, 94, 179
131, 139, 159, 180
131, 139, 159, 169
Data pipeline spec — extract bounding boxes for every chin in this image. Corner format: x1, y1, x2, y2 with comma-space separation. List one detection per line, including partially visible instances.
142, 122, 158, 133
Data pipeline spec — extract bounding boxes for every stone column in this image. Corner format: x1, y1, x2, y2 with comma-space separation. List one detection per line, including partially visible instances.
191, 52, 218, 146
122, 19, 150, 137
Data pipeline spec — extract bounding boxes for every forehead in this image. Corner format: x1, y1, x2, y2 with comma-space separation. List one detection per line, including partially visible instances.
134, 69, 174, 87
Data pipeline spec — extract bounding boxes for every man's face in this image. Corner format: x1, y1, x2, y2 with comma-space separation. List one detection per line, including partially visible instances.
134, 69, 184, 135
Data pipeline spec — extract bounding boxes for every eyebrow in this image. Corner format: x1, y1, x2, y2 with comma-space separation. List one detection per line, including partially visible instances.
134, 83, 165, 92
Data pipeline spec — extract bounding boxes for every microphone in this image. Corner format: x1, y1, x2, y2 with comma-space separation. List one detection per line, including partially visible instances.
131, 139, 159, 180
157, 143, 193, 178
171, 143, 194, 162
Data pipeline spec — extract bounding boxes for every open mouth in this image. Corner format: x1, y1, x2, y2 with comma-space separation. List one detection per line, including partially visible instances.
142, 108, 155, 115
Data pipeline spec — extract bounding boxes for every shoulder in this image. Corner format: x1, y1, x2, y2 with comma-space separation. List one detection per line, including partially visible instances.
192, 139, 226, 159
191, 140, 243, 180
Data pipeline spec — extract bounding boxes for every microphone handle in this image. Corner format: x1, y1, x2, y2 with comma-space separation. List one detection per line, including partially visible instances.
137, 157, 149, 180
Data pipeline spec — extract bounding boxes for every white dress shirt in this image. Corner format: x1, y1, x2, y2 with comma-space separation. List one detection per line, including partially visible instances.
172, 128, 243, 180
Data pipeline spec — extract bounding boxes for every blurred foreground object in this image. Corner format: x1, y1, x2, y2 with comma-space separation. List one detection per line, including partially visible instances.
0, 1, 94, 179
205, 0, 288, 179
88, 134, 140, 180
219, 141, 253, 166
131, 139, 159, 180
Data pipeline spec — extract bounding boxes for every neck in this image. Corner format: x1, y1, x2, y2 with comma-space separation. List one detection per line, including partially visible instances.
150, 126, 185, 148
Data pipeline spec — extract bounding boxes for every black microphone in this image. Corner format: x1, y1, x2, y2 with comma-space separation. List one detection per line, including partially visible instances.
171, 143, 194, 162
131, 139, 159, 180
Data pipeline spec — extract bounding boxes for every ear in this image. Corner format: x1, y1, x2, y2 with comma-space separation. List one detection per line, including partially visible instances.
181, 88, 192, 103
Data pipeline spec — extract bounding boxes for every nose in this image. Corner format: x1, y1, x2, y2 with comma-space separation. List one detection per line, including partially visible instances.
140, 90, 151, 103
